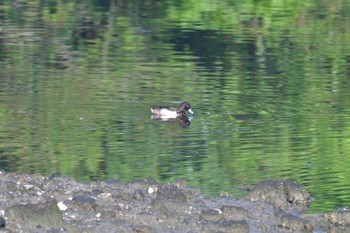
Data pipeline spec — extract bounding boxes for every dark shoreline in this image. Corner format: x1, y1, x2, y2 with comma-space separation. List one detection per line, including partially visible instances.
0, 171, 348, 232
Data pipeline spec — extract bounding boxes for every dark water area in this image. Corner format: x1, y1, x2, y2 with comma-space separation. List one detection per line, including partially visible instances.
1, 0, 350, 213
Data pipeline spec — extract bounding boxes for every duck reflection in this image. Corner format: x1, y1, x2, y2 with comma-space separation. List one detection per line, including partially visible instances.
151, 115, 192, 128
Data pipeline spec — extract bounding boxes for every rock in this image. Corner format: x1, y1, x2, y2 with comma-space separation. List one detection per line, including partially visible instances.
147, 186, 158, 194
200, 208, 223, 222
57, 201, 68, 211
92, 189, 103, 196
154, 185, 187, 204
245, 180, 311, 213
220, 205, 250, 221
6, 199, 63, 227
0, 216, 5, 228
152, 185, 188, 216
276, 210, 313, 232
0, 171, 348, 233
71, 195, 97, 211
203, 220, 250, 233
132, 224, 158, 233
0, 180, 24, 192
301, 213, 330, 231
133, 189, 145, 200
23, 184, 35, 190
324, 209, 350, 225
173, 179, 188, 188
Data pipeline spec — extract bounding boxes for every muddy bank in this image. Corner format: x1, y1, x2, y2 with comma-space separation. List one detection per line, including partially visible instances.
0, 171, 348, 232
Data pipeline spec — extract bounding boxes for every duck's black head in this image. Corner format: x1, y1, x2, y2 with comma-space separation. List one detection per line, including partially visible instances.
178, 102, 194, 115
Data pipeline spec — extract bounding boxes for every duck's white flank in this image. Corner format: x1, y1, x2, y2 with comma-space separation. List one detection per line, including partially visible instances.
151, 108, 178, 118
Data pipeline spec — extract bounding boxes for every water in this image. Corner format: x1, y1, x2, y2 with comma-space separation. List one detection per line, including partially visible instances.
1, 0, 350, 213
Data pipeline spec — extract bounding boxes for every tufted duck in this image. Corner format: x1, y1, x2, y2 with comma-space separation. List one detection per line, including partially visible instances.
150, 102, 194, 118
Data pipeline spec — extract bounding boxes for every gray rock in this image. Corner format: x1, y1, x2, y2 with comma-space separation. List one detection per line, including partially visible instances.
132, 189, 145, 200
91, 189, 103, 196
276, 210, 313, 232
152, 185, 188, 216
0, 171, 348, 233
202, 220, 250, 233
71, 195, 97, 211
6, 199, 63, 227
200, 208, 223, 222
220, 205, 250, 220
0, 216, 5, 228
324, 209, 350, 225
245, 180, 311, 213
0, 180, 24, 192
154, 185, 187, 204
132, 224, 158, 233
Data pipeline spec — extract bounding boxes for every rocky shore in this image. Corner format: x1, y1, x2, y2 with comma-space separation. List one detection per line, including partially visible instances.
0, 171, 349, 232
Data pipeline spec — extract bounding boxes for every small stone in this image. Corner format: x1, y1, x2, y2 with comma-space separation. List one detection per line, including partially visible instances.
98, 192, 112, 198
57, 201, 68, 211
148, 186, 158, 194
92, 189, 103, 196
133, 189, 145, 200
0, 216, 5, 228
23, 184, 34, 190
132, 224, 157, 233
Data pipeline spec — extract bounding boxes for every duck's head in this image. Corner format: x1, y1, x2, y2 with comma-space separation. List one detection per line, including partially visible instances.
178, 102, 194, 115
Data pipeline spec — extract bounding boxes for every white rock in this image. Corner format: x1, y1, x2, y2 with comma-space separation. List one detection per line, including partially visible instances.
57, 201, 68, 211
148, 186, 158, 194
148, 187, 154, 194
23, 184, 34, 190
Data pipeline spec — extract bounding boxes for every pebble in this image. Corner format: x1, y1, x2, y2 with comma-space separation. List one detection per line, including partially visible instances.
0, 216, 5, 228
57, 201, 68, 211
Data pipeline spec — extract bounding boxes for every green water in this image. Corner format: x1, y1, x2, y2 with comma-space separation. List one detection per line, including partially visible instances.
1, 0, 350, 213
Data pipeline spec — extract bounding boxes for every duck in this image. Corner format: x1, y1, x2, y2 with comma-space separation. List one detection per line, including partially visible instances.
150, 102, 194, 119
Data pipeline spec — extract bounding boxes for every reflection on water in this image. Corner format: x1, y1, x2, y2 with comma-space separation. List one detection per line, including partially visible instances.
151, 116, 192, 128
1, 1, 350, 213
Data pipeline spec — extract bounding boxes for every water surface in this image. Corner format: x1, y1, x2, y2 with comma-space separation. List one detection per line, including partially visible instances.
1, 0, 350, 213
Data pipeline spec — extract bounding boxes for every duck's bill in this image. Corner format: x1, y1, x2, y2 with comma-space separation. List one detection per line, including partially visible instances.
188, 109, 194, 115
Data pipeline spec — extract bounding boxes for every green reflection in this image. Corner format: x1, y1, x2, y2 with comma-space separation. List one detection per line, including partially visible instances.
1, 0, 350, 214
